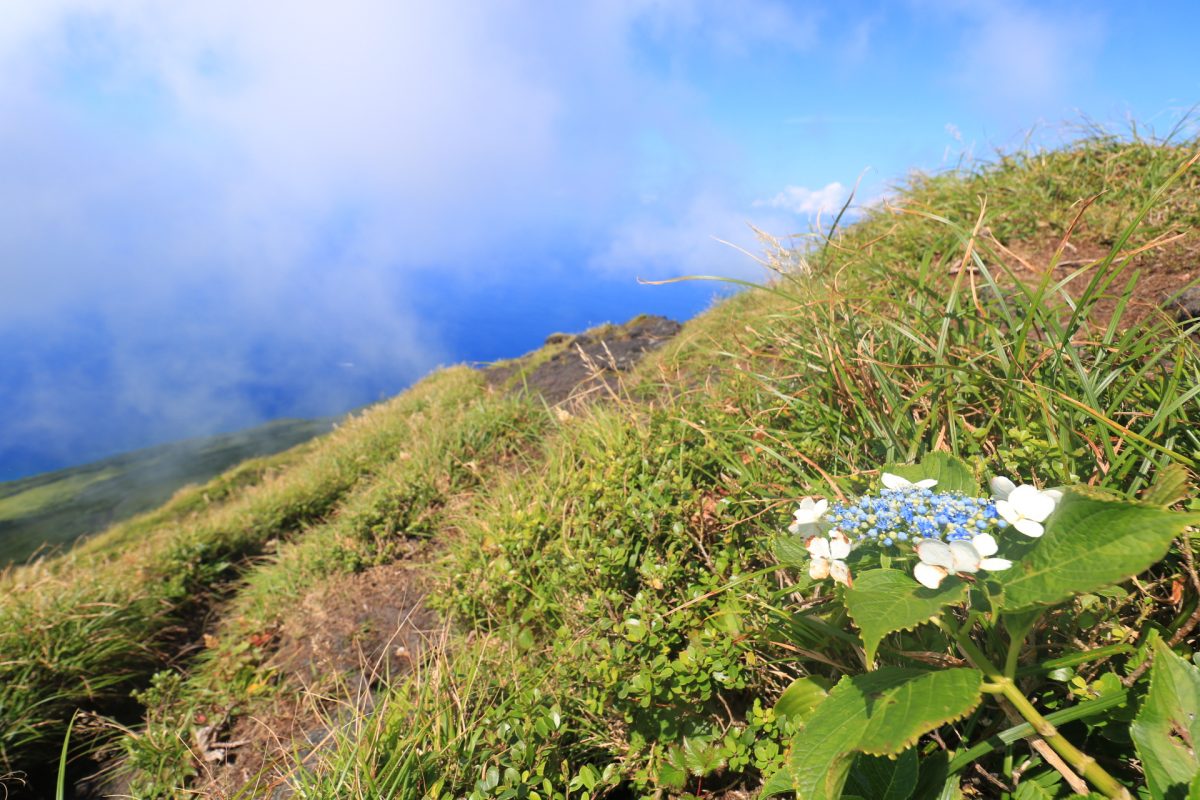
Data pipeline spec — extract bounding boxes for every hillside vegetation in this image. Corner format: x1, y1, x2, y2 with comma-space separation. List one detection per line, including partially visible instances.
2, 134, 1200, 800
0, 418, 334, 566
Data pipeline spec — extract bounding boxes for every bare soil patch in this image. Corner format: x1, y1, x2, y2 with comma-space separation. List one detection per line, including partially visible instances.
988, 233, 1198, 330
191, 562, 435, 798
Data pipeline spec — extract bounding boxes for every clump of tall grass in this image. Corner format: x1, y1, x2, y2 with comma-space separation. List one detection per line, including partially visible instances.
739, 145, 1200, 496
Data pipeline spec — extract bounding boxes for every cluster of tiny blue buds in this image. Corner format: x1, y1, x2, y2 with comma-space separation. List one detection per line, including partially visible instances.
826, 487, 1004, 547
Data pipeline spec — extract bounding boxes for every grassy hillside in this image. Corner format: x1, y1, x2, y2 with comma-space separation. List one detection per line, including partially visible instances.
0, 418, 335, 566
3, 134, 1200, 800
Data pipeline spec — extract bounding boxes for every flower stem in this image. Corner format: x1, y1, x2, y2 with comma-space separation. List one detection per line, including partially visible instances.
938, 617, 1133, 800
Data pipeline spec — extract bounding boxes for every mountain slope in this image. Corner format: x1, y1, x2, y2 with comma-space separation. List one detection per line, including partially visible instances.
2, 134, 1199, 799
0, 418, 335, 566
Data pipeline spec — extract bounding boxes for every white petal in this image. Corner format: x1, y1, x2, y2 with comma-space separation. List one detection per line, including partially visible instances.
881, 473, 910, 490
829, 560, 853, 587
809, 557, 831, 581
827, 530, 852, 560
979, 557, 1013, 571
949, 541, 982, 573
1043, 488, 1064, 503
994, 499, 1021, 525
805, 535, 831, 558
915, 539, 954, 569
1009, 485, 1057, 522
1013, 518, 1044, 538
914, 478, 939, 489
971, 533, 998, 557
990, 476, 1017, 500
793, 497, 825, 524
914, 562, 948, 589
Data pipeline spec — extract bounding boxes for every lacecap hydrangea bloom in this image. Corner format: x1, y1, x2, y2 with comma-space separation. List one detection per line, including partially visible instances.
787, 472, 1061, 589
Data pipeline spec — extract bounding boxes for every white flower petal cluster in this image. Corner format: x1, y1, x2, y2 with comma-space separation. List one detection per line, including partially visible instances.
806, 529, 853, 587
881, 473, 938, 490
990, 477, 1062, 538
788, 497, 829, 534
913, 534, 1012, 589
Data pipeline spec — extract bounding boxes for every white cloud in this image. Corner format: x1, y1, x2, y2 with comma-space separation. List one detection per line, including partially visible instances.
755, 182, 850, 217
592, 189, 806, 281
0, 0, 829, 471
947, 2, 1104, 109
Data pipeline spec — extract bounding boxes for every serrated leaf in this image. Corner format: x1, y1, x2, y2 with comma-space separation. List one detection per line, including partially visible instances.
996, 491, 1199, 612
884, 453, 978, 494
847, 748, 919, 800
1131, 639, 1200, 799
857, 669, 984, 754
844, 569, 967, 664
774, 675, 831, 724
785, 668, 983, 800
1141, 463, 1192, 508
760, 765, 795, 798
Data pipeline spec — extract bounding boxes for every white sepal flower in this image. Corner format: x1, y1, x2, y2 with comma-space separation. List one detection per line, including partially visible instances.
994, 484, 1060, 538
806, 529, 853, 587
912, 534, 1011, 589
881, 473, 938, 490
989, 476, 1017, 501
788, 497, 829, 534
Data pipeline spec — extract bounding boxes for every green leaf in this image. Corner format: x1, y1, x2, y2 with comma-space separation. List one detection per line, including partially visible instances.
680, 737, 727, 776
996, 491, 1200, 612
1012, 779, 1057, 799
759, 766, 795, 798
844, 569, 968, 664
784, 668, 983, 800
884, 453, 978, 494
1141, 463, 1192, 508
847, 749, 919, 800
774, 675, 831, 724
1131, 639, 1200, 799
774, 533, 812, 569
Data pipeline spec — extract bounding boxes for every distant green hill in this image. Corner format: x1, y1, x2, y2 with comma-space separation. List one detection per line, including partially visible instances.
0, 417, 334, 565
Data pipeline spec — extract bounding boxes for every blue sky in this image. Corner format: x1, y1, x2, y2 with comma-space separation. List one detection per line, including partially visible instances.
2, 1, 1198, 480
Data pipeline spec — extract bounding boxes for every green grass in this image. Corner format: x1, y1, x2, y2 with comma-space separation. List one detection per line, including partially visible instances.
0, 417, 334, 565
3, 131, 1199, 798
0, 468, 118, 520
0, 369, 482, 775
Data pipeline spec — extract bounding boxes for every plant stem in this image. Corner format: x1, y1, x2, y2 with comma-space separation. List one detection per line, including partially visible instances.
940, 618, 1134, 800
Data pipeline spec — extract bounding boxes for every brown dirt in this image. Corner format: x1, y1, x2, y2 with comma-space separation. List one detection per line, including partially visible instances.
985, 232, 1199, 330
191, 562, 435, 798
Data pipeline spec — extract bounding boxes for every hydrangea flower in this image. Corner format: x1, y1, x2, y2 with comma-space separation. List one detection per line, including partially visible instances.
913, 533, 1012, 589
788, 497, 829, 534
825, 487, 1001, 547
806, 529, 853, 587
881, 473, 938, 490
991, 477, 1061, 538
